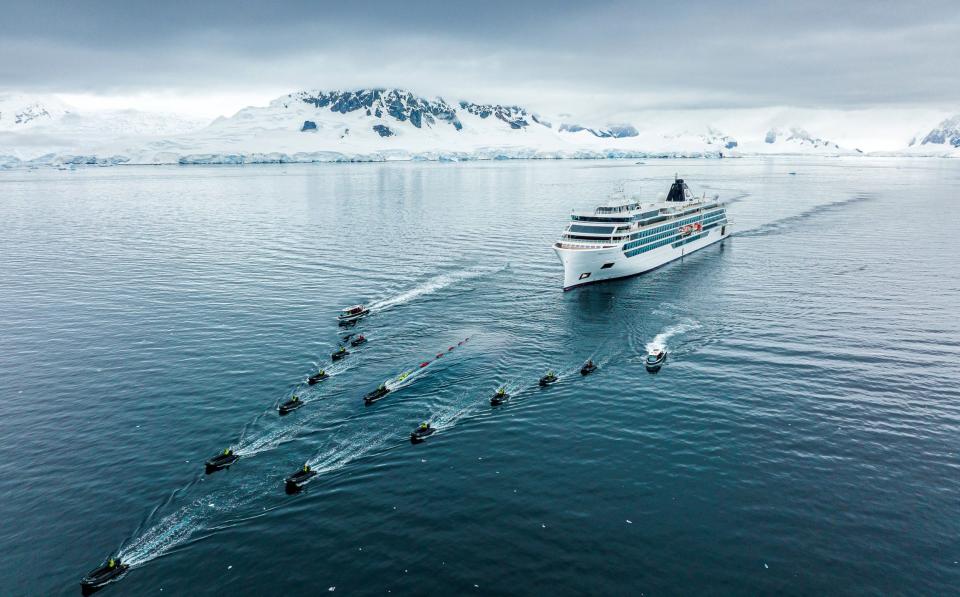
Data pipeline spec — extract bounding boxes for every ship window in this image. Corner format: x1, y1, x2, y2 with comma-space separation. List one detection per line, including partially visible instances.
569, 224, 615, 234
572, 216, 631, 222
601, 263, 615, 269
579, 272, 591, 280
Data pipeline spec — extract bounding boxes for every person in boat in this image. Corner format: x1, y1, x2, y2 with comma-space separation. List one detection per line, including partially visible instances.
108, 558, 116, 569
496, 387, 506, 396
317, 369, 325, 376
303, 464, 311, 473
585, 359, 594, 368
420, 422, 430, 430
547, 369, 556, 377
223, 448, 232, 456
338, 346, 346, 353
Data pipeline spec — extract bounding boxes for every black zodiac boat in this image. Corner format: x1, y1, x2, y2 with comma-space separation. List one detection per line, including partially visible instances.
645, 348, 667, 373
350, 334, 367, 347
338, 304, 369, 325
364, 384, 390, 405
278, 395, 303, 415
490, 388, 509, 406
307, 370, 329, 385
285, 464, 317, 492
580, 360, 597, 375
410, 422, 436, 444
80, 558, 128, 594
331, 347, 349, 361
205, 449, 239, 473
539, 371, 558, 387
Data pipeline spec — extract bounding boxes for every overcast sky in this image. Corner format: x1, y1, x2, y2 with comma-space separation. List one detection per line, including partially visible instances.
2, 0, 958, 126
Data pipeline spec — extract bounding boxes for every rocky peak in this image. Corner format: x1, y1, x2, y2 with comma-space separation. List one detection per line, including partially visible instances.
917, 115, 960, 147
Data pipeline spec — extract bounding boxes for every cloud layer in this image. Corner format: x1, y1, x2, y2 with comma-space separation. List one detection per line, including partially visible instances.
3, 0, 959, 121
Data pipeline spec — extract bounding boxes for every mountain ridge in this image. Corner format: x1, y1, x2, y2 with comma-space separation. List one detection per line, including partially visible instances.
2, 88, 956, 168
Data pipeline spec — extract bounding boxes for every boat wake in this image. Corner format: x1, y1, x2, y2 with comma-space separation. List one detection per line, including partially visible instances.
646, 320, 701, 353
384, 337, 472, 393
367, 265, 506, 313
737, 193, 877, 238
118, 485, 247, 567
305, 428, 394, 473
234, 363, 356, 458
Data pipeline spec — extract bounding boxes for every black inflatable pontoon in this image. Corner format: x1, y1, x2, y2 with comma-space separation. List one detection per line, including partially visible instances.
278, 396, 303, 415
539, 372, 558, 387
364, 385, 390, 405
205, 450, 239, 473
410, 423, 436, 444
285, 466, 317, 492
308, 370, 329, 385
331, 347, 349, 361
81, 558, 128, 594
490, 389, 509, 406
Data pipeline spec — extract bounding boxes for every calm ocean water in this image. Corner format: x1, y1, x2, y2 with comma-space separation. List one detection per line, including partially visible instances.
1, 158, 958, 595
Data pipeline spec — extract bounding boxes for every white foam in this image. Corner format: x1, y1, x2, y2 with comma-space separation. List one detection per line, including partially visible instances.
646, 320, 701, 353
119, 491, 242, 566
367, 265, 505, 313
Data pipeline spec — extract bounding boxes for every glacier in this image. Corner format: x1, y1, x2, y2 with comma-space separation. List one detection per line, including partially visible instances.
4, 88, 954, 169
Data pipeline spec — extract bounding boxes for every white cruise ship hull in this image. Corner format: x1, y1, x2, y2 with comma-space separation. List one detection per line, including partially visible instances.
555, 225, 730, 291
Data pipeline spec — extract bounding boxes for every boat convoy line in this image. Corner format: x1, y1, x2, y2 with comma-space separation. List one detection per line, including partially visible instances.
87, 302, 670, 591
85, 176, 712, 593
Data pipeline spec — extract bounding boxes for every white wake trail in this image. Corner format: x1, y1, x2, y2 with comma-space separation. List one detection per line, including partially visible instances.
646, 320, 701, 353
119, 489, 244, 567
367, 265, 505, 313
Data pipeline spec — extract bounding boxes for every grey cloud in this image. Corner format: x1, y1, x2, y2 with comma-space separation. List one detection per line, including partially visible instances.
1, 0, 958, 113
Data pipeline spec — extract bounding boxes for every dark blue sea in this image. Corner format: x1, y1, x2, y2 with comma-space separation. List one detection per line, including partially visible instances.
1, 158, 958, 595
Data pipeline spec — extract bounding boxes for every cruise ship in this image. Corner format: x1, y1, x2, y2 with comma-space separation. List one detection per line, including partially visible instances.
554, 177, 730, 290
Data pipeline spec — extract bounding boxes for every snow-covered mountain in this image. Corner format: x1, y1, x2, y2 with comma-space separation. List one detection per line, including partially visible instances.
0, 94, 71, 130
0, 88, 872, 168
761, 127, 843, 151
902, 114, 960, 156
0, 93, 209, 165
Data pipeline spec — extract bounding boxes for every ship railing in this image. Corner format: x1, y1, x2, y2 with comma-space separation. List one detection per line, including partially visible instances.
554, 240, 616, 250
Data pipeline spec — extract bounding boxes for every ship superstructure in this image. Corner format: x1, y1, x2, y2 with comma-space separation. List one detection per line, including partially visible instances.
553, 178, 729, 290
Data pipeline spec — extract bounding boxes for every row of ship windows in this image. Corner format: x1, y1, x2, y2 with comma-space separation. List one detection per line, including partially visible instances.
571, 208, 726, 239
622, 228, 678, 251
672, 231, 708, 248
623, 219, 726, 257
572, 209, 664, 224
703, 212, 726, 224
624, 236, 676, 258
568, 224, 616, 234
563, 234, 625, 242
571, 215, 631, 223
627, 210, 724, 241
569, 212, 724, 240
